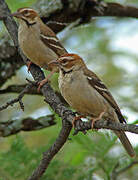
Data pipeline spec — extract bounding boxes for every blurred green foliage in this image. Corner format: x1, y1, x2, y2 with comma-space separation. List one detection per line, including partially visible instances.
6, 0, 36, 11
0, 0, 138, 180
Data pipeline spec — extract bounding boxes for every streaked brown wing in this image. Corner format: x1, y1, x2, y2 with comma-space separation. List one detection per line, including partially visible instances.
84, 68, 126, 123
40, 33, 67, 56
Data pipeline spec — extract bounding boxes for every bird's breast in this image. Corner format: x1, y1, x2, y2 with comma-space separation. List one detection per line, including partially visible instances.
18, 26, 58, 69
59, 70, 111, 117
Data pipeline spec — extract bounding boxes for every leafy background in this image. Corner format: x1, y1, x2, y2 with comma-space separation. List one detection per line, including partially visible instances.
0, 0, 138, 179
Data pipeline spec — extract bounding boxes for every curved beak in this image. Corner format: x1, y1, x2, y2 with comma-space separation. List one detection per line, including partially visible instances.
11, 11, 22, 18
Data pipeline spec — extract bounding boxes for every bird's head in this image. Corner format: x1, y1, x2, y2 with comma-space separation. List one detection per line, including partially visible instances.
11, 7, 39, 26
49, 53, 86, 73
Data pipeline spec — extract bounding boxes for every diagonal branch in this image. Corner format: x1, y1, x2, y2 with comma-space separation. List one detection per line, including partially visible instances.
28, 120, 72, 180
117, 161, 138, 175
111, 160, 138, 180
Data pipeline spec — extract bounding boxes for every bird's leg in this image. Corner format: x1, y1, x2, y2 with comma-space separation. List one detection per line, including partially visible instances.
27, 61, 33, 73
72, 115, 86, 128
37, 69, 56, 92
91, 108, 107, 129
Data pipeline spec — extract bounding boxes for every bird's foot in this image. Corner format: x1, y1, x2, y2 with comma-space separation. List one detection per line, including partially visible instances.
27, 61, 33, 73
37, 78, 49, 92
91, 110, 106, 129
37, 70, 55, 92
72, 115, 85, 128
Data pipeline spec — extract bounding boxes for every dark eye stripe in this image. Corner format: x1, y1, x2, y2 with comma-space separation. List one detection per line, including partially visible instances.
62, 59, 68, 63
61, 61, 68, 66
23, 10, 28, 14
59, 55, 74, 61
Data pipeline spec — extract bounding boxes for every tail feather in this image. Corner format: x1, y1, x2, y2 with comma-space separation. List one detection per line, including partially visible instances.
114, 130, 135, 157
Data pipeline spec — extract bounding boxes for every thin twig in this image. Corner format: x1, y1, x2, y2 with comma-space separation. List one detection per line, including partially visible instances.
117, 161, 138, 175
0, 83, 33, 111
0, 84, 40, 95
111, 161, 138, 180
0, 83, 68, 105
111, 162, 120, 180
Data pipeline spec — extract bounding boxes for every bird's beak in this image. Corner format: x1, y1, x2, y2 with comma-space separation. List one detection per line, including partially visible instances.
11, 11, 22, 18
48, 60, 59, 67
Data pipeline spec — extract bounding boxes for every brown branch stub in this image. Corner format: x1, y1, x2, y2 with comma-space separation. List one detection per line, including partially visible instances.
0, 115, 56, 137
104, 3, 138, 18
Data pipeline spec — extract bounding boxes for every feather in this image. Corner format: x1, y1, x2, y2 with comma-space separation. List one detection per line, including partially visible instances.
84, 68, 126, 123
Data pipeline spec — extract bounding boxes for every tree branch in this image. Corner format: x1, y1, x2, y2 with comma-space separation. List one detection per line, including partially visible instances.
74, 119, 138, 135
0, 83, 34, 111
28, 120, 72, 180
0, 37, 23, 86
0, 115, 56, 137
111, 161, 138, 180
0, 84, 68, 105
117, 161, 138, 175
41, 1, 138, 33
0, 84, 40, 95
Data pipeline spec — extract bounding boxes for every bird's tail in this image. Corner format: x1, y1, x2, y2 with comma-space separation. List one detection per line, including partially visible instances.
114, 130, 135, 157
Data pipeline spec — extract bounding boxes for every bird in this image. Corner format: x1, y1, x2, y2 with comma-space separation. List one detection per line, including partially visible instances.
11, 7, 67, 90
49, 53, 135, 157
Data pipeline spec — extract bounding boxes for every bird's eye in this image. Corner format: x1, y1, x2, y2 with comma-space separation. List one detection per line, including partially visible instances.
61, 59, 68, 66
23, 10, 29, 15
62, 60, 67, 64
